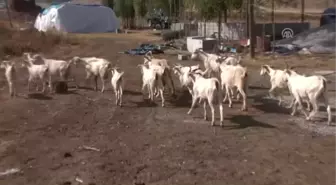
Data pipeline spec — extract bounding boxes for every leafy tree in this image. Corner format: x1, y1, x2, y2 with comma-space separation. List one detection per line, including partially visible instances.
114, 0, 135, 28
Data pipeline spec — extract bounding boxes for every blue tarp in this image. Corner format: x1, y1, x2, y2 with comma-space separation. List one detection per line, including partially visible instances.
121, 44, 164, 55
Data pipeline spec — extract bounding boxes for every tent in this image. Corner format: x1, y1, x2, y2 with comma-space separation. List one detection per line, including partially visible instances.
34, 3, 119, 33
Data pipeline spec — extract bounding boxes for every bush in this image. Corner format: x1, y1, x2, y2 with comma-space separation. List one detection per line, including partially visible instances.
0, 26, 80, 58
161, 30, 185, 41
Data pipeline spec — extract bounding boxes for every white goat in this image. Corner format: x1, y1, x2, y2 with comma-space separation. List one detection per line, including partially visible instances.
25, 53, 78, 92
138, 64, 165, 107
21, 57, 49, 93
110, 67, 124, 107
190, 48, 220, 78
187, 68, 224, 126
217, 54, 242, 66
219, 64, 248, 111
0, 60, 16, 97
172, 63, 201, 95
191, 49, 239, 99
144, 51, 175, 96
260, 65, 310, 110
72, 56, 112, 92
284, 69, 332, 125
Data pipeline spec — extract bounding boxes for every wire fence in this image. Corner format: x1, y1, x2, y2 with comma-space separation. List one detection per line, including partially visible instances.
159, 2, 333, 43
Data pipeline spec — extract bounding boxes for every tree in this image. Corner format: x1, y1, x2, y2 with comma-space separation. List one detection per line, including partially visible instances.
133, 0, 147, 27
191, 0, 243, 41
114, 0, 135, 28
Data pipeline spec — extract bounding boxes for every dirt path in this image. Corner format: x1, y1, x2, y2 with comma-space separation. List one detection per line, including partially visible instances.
0, 37, 335, 185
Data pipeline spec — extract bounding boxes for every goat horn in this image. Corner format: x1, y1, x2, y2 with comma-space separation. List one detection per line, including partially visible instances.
284, 61, 289, 69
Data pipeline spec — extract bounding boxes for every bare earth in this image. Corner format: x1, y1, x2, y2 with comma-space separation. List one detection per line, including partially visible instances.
0, 32, 335, 185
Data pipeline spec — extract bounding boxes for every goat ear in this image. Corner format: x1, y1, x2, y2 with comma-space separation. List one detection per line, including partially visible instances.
261, 65, 270, 73
284, 69, 291, 75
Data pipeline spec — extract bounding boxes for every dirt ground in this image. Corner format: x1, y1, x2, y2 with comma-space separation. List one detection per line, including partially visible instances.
0, 31, 335, 185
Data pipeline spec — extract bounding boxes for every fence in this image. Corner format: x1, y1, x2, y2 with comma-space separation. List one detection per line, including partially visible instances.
166, 1, 334, 42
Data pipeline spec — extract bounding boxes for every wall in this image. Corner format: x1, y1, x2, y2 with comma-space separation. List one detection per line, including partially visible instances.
171, 22, 311, 41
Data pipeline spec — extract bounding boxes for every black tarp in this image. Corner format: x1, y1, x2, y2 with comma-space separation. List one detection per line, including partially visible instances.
273, 23, 336, 54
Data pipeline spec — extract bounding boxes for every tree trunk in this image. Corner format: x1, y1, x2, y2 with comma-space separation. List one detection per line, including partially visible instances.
223, 7, 228, 23
203, 20, 206, 37
218, 10, 222, 43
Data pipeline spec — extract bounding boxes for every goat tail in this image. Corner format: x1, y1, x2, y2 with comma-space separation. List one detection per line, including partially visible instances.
321, 76, 328, 93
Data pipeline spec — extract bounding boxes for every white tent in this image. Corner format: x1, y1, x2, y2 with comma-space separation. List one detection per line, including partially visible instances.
34, 3, 120, 33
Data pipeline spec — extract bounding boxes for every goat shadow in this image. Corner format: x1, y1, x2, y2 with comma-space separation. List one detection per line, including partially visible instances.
123, 90, 143, 96
26, 93, 53, 100
226, 115, 276, 129
251, 94, 290, 114
131, 99, 158, 107
169, 89, 192, 108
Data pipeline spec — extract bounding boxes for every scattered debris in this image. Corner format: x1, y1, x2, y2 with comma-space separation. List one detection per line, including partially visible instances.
0, 168, 20, 177
75, 177, 83, 183
133, 182, 146, 185
121, 44, 164, 55
62, 181, 72, 185
298, 48, 312, 55
81, 145, 100, 152
177, 54, 188, 60
63, 152, 72, 158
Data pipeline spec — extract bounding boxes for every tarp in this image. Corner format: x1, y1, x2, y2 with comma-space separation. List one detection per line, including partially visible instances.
34, 3, 119, 33
121, 44, 164, 55
273, 23, 336, 54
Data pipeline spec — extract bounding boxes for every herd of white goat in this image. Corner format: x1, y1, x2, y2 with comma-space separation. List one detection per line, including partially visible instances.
0, 49, 332, 126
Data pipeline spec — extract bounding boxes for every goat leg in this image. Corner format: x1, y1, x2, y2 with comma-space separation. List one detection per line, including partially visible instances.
119, 87, 123, 107
100, 77, 105, 93
27, 78, 32, 92
207, 98, 215, 126
94, 76, 98, 91
203, 100, 207, 121
187, 96, 198, 115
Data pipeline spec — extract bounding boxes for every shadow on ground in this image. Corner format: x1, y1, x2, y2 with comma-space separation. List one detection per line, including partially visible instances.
251, 94, 290, 114
170, 90, 192, 108
26, 93, 53, 100
227, 115, 276, 129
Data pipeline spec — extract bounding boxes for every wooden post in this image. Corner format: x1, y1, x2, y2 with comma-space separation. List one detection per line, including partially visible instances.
4, 0, 13, 28
245, 0, 249, 38
301, 0, 305, 23
272, 0, 275, 52
249, 0, 255, 58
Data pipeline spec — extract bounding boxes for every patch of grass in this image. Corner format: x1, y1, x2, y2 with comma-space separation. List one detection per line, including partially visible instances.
0, 26, 80, 58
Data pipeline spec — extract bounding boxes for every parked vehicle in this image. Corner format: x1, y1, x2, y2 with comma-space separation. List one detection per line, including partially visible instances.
320, 8, 336, 26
